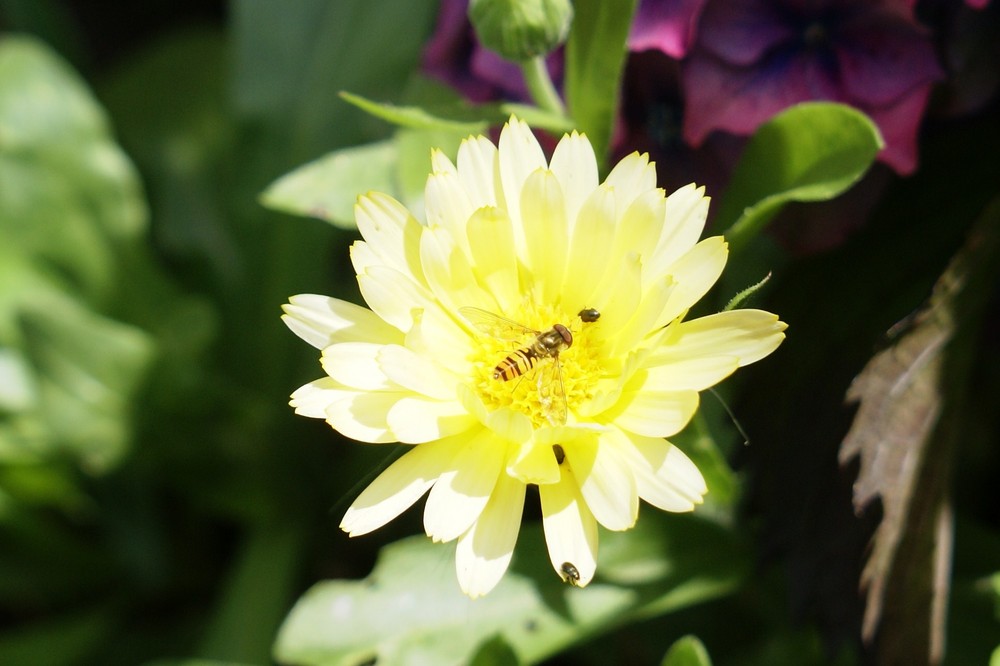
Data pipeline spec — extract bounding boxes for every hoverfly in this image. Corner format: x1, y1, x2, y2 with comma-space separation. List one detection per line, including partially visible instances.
459, 306, 574, 426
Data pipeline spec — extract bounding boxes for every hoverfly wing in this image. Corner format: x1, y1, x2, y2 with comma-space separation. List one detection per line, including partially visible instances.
458, 306, 538, 341
537, 354, 568, 426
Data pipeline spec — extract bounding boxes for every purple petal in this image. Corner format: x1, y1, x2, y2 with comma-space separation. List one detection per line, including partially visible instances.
629, 0, 710, 59
696, 0, 798, 66
681, 48, 841, 145
862, 83, 935, 174
834, 8, 943, 106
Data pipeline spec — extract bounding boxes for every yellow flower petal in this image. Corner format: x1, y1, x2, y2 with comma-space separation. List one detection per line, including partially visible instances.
386, 396, 477, 444
455, 472, 526, 598
611, 187, 666, 268
598, 381, 700, 439
289, 377, 342, 419
549, 130, 598, 234
614, 429, 707, 511
321, 342, 393, 391
355, 192, 425, 283
356, 264, 433, 333
589, 250, 642, 339
456, 134, 499, 208
653, 309, 788, 367
506, 438, 561, 485
423, 428, 505, 542
603, 151, 657, 211
520, 169, 568, 303
655, 236, 729, 328
466, 206, 520, 312
419, 225, 493, 314
282, 294, 403, 349
340, 436, 464, 536
424, 170, 475, 258
497, 117, 547, 253
377, 344, 457, 400
539, 471, 598, 588
323, 390, 404, 444
402, 306, 474, 378
645, 184, 709, 278
567, 433, 639, 531
642, 356, 740, 392
561, 184, 617, 309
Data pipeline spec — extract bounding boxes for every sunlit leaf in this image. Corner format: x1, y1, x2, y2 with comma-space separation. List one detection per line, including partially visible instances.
719, 102, 883, 253
661, 635, 712, 666
839, 197, 1000, 663
273, 514, 746, 666
260, 140, 398, 228
0, 38, 156, 474
563, 0, 638, 166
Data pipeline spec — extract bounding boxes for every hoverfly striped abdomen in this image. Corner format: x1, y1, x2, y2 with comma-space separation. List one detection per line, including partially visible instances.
492, 324, 572, 381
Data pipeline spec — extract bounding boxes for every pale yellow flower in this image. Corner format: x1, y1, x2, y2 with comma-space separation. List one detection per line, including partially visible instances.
283, 117, 785, 597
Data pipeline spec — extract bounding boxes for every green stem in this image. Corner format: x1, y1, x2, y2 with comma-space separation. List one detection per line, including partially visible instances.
521, 56, 565, 116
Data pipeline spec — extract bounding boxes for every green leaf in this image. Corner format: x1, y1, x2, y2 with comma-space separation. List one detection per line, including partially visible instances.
718, 102, 883, 253
661, 635, 713, 666
563, 0, 639, 166
0, 37, 156, 474
273, 513, 747, 666
339, 91, 489, 134
260, 140, 398, 228
0, 35, 147, 302
338, 90, 577, 137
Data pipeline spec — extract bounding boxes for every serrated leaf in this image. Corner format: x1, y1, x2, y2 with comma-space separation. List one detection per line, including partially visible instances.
839, 198, 1000, 663
563, 0, 639, 166
719, 102, 883, 253
661, 635, 713, 666
273, 514, 746, 666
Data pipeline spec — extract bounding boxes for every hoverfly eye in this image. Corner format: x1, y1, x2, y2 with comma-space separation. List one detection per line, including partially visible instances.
577, 308, 600, 323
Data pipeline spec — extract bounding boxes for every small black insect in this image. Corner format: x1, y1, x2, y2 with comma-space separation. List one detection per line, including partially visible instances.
552, 444, 565, 465
577, 307, 600, 323
560, 561, 580, 586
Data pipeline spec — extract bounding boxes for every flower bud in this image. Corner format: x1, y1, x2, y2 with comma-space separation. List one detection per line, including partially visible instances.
468, 0, 573, 62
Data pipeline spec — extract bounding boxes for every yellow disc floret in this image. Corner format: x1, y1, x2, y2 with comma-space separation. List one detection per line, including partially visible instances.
465, 301, 603, 428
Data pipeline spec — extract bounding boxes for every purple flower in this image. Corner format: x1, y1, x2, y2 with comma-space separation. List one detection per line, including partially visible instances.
630, 0, 709, 58
680, 0, 944, 174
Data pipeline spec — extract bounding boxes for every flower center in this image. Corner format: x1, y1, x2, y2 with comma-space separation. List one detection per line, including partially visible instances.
466, 302, 603, 428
